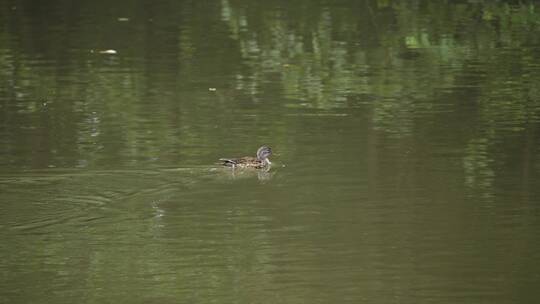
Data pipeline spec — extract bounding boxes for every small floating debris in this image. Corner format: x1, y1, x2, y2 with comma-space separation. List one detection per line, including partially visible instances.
117, 17, 129, 22
208, 87, 217, 92
99, 49, 118, 54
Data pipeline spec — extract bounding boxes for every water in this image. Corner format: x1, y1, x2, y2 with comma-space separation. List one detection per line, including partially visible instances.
1, 1, 540, 303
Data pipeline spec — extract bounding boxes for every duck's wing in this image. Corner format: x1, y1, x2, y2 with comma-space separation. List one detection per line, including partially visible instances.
219, 156, 257, 167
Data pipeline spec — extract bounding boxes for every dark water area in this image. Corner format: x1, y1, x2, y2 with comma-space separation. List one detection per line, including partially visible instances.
1, 1, 540, 303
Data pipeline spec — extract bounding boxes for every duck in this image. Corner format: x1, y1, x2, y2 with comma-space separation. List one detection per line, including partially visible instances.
219, 146, 272, 169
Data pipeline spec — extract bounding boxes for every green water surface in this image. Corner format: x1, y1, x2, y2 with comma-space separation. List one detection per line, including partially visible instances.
1, 1, 540, 303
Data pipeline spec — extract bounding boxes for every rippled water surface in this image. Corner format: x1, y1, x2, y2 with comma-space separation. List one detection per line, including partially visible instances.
1, 1, 540, 303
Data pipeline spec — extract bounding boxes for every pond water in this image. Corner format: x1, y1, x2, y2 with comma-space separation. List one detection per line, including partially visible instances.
1, 1, 540, 303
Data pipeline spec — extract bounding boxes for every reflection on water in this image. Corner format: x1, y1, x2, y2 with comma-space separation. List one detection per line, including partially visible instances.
217, 166, 275, 182
1, 1, 540, 303
463, 138, 495, 199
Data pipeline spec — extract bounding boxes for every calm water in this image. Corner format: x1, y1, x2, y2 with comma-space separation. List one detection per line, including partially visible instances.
1, 1, 540, 303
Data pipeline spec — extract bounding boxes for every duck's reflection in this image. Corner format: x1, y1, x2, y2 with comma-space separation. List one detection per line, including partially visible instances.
221, 165, 275, 182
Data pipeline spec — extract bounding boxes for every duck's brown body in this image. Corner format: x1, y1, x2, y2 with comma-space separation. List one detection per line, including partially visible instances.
220, 157, 267, 168
220, 146, 272, 169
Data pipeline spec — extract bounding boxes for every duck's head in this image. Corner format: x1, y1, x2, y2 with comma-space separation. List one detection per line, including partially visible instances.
256, 146, 272, 165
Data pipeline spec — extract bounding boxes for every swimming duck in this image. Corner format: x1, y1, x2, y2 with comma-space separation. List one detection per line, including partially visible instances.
220, 146, 272, 169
